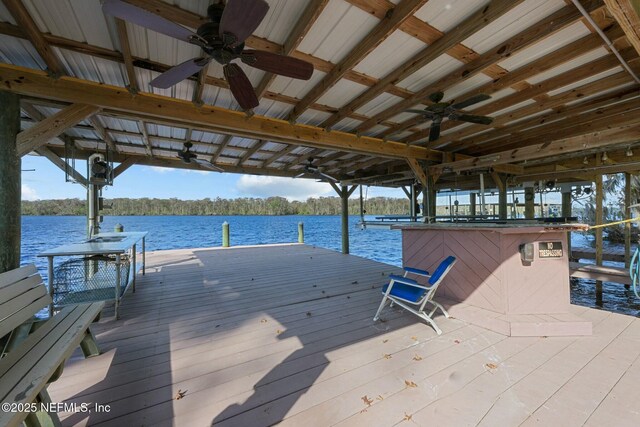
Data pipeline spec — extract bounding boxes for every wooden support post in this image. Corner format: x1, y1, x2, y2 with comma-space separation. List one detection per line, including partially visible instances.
359, 186, 365, 223
524, 185, 535, 219
493, 173, 507, 220
470, 193, 476, 216
409, 184, 417, 220
426, 175, 436, 222
595, 173, 604, 306
561, 186, 573, 258
298, 222, 304, 244
624, 172, 633, 289
341, 185, 350, 254
0, 92, 21, 273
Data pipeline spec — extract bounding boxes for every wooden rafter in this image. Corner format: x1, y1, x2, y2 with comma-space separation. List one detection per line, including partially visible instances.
2, 0, 65, 76
35, 146, 87, 187
604, 0, 640, 56
284, 148, 325, 171
211, 135, 234, 163
430, 125, 640, 174
255, 0, 330, 99
288, 0, 428, 121
354, 0, 605, 133
192, 63, 210, 106
118, 0, 416, 103
115, 18, 139, 93
137, 121, 153, 157
0, 64, 440, 160
406, 158, 428, 188
113, 157, 138, 178
319, 0, 525, 129
262, 145, 298, 168
406, 49, 639, 145
88, 117, 118, 153
238, 140, 265, 165
17, 104, 100, 157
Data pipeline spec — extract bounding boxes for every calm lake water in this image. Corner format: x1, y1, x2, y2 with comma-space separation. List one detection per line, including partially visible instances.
20, 215, 640, 317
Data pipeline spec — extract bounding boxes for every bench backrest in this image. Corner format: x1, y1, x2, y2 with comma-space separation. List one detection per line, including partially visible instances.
0, 265, 51, 339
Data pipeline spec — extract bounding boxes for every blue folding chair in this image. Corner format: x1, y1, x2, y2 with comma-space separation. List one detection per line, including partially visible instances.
374, 256, 457, 335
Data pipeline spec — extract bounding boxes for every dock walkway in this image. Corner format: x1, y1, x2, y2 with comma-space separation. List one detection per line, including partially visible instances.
50, 244, 640, 426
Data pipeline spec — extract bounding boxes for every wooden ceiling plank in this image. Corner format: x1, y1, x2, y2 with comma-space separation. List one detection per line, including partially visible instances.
604, 0, 640, 56
288, 0, 429, 121
255, 0, 330, 99
319, 0, 525, 130
355, 0, 605, 133
0, 64, 440, 160
2, 0, 65, 76
17, 104, 100, 157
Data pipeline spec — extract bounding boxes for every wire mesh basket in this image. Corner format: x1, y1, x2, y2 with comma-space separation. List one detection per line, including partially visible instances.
53, 255, 130, 306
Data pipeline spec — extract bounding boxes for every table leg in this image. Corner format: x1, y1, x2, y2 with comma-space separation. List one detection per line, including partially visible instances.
115, 254, 121, 320
47, 256, 54, 318
142, 237, 146, 275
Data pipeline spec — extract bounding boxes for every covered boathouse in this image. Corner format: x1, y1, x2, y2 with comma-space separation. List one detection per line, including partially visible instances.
1, 0, 640, 425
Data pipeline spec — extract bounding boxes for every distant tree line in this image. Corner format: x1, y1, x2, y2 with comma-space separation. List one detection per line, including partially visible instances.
22, 197, 410, 216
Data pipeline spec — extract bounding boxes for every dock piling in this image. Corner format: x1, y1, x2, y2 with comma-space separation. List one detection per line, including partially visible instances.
222, 221, 230, 247
114, 224, 124, 233
298, 222, 304, 243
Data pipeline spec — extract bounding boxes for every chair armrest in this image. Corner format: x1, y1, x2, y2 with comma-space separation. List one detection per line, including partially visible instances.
388, 274, 430, 290
403, 266, 430, 277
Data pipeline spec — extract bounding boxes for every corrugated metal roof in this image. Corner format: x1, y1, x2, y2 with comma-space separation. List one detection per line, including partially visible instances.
414, 0, 491, 33
352, 29, 427, 79
396, 53, 463, 91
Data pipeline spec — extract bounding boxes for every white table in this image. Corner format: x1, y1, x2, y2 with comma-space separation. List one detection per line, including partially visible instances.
38, 232, 147, 319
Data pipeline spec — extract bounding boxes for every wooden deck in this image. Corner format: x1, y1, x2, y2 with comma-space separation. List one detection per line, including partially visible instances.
49, 244, 640, 427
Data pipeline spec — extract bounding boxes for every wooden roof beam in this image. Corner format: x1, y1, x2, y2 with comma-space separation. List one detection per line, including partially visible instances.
0, 64, 440, 160
356, 0, 606, 133
604, 0, 640, 57
319, 0, 525, 130
17, 104, 100, 157
88, 117, 118, 154
430, 125, 640, 174
0, 21, 408, 129
288, 0, 428, 121
2, 0, 65, 76
137, 121, 153, 157
211, 135, 234, 163
255, 0, 330, 99
113, 157, 138, 179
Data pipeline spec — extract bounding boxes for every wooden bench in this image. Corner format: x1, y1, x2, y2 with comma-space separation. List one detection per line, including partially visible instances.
569, 262, 632, 285
0, 265, 104, 427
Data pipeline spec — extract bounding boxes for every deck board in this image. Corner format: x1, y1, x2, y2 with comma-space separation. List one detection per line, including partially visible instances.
47, 244, 640, 426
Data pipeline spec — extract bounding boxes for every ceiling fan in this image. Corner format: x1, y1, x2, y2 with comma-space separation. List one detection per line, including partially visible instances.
295, 158, 338, 182
406, 92, 494, 143
102, 0, 314, 110
178, 141, 223, 172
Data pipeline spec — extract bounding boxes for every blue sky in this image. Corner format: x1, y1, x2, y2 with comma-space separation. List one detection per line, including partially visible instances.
20, 155, 406, 201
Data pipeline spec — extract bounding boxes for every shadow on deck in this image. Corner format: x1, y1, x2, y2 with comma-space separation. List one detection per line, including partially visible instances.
49, 244, 640, 427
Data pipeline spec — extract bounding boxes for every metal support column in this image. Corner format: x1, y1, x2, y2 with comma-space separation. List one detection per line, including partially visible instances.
0, 92, 21, 273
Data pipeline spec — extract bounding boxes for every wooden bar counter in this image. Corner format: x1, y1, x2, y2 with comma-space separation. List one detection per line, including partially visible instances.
394, 222, 592, 337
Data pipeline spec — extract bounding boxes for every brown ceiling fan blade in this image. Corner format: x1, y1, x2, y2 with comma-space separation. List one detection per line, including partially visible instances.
242, 50, 313, 80
451, 113, 494, 125
102, 0, 197, 44
450, 94, 491, 110
150, 58, 208, 89
224, 63, 259, 110
429, 123, 441, 142
219, 0, 269, 47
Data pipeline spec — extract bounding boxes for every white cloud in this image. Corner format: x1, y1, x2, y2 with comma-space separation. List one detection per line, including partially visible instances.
236, 176, 333, 201
146, 166, 170, 174
21, 184, 39, 201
